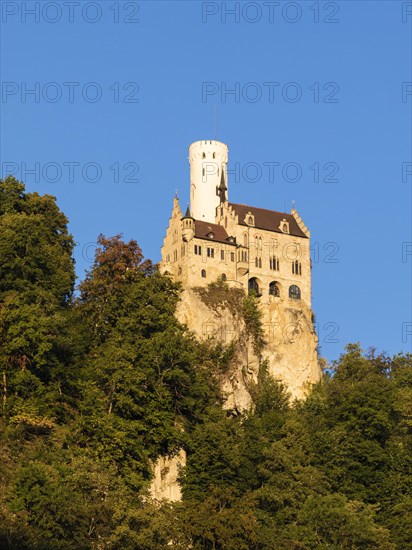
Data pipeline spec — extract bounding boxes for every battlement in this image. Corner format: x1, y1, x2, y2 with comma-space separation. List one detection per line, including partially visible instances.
188, 140, 228, 162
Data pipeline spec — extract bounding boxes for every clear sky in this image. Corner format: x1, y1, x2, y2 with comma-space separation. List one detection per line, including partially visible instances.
1, 0, 411, 362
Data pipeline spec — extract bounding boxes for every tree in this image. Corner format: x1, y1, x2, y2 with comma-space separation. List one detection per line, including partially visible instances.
76, 235, 220, 489
0, 177, 75, 422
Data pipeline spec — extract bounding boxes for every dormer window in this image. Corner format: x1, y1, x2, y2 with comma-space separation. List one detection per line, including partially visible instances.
207, 232, 214, 239
244, 213, 255, 226
280, 219, 290, 233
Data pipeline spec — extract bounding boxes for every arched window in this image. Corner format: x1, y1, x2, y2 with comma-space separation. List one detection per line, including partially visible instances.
255, 235, 262, 248
248, 216, 253, 225
283, 223, 288, 233
289, 285, 301, 300
178, 267, 182, 276
269, 282, 280, 297
222, 273, 227, 281
201, 269, 206, 278
213, 152, 216, 159
243, 233, 248, 246
202, 152, 206, 159
248, 277, 261, 296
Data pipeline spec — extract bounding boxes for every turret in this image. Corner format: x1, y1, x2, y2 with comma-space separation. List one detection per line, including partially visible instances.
189, 140, 228, 222
181, 206, 195, 242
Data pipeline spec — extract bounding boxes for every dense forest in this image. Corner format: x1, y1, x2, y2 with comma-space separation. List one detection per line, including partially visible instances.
0, 176, 411, 549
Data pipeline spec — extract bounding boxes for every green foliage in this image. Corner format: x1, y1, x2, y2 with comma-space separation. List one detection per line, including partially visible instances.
0, 177, 74, 304
1, 181, 411, 548
242, 293, 266, 354
194, 277, 244, 315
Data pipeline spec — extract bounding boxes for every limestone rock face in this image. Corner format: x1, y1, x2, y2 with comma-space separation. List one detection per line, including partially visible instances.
176, 288, 321, 409
149, 449, 186, 502
260, 295, 321, 400
176, 288, 260, 413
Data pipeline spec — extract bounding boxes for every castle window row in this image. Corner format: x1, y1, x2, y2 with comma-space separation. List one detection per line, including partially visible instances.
248, 278, 301, 300
194, 244, 237, 262
200, 271, 227, 280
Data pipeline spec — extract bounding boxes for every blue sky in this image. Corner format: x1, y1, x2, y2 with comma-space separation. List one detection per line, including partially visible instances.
1, 0, 411, 362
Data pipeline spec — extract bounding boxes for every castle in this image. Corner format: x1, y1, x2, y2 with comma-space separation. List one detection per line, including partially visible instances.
161, 139, 311, 311
154, 139, 321, 500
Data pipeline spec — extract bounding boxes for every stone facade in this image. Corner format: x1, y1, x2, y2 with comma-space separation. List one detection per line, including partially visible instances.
161, 197, 311, 308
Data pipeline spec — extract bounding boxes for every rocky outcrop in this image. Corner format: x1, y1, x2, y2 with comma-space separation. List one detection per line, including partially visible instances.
176, 286, 321, 408
149, 449, 186, 502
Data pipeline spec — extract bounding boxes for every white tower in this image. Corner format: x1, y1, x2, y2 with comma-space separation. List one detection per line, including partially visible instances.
189, 140, 228, 222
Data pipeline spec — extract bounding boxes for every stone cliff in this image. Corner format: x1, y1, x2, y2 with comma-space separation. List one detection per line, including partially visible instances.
176, 285, 321, 409
150, 284, 321, 500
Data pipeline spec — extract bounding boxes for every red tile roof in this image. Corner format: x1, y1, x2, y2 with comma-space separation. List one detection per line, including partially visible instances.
228, 203, 308, 238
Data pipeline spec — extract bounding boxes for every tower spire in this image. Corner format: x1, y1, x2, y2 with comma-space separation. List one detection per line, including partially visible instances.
218, 169, 227, 203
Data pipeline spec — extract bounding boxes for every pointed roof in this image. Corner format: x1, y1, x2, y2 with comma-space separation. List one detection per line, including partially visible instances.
218, 170, 227, 203
182, 206, 193, 219
219, 170, 227, 190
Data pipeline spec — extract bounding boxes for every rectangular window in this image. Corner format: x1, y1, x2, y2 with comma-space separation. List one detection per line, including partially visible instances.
194, 245, 202, 255
231, 252, 235, 262
207, 247, 214, 258
270, 256, 279, 271
221, 250, 225, 260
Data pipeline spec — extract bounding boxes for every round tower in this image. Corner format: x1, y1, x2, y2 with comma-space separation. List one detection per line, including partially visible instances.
181, 207, 195, 242
189, 140, 228, 222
